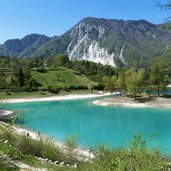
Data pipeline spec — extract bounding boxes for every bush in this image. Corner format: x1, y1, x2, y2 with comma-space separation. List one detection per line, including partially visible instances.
48, 85, 60, 94
41, 137, 61, 161
70, 85, 87, 90
89, 132, 168, 171
17, 135, 43, 157
36, 67, 47, 73
64, 135, 77, 151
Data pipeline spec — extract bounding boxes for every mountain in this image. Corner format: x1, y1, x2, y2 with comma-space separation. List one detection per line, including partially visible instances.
0, 34, 51, 57
155, 47, 171, 66
1, 17, 171, 67
33, 17, 171, 67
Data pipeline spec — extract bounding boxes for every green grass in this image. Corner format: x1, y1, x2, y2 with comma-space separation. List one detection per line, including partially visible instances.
31, 66, 91, 89
0, 127, 80, 163
0, 139, 74, 171
0, 89, 94, 99
0, 127, 79, 170
0, 66, 95, 99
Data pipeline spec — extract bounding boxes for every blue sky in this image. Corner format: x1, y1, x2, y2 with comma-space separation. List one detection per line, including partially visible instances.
0, 0, 169, 43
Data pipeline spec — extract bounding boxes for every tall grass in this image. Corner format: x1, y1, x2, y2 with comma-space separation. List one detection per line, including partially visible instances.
0, 159, 19, 171
64, 134, 78, 163
64, 134, 77, 150
0, 130, 79, 165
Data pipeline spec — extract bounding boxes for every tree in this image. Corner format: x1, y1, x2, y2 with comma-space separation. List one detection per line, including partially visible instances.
149, 60, 169, 97
18, 68, 25, 88
88, 81, 97, 93
103, 76, 118, 94
27, 78, 41, 91
46, 57, 55, 67
156, 1, 171, 29
111, 76, 118, 94
125, 69, 145, 100
117, 71, 127, 95
10, 77, 18, 91
0, 72, 8, 90
55, 54, 69, 67
103, 76, 112, 93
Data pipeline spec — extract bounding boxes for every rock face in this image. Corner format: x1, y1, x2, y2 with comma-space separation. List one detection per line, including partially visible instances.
1, 17, 171, 67
66, 21, 116, 66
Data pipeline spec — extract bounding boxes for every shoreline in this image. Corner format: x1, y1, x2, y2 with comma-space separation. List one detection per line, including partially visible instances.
0, 110, 14, 118
1, 93, 110, 104
1, 121, 94, 161
0, 93, 112, 161
13, 124, 95, 161
92, 96, 171, 108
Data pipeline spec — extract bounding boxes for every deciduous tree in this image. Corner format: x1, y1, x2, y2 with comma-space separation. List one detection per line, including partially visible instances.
149, 60, 169, 96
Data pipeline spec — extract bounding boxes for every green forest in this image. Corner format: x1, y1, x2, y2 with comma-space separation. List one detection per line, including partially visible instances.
0, 54, 170, 99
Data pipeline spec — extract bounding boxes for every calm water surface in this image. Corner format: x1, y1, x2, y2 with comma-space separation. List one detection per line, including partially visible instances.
5, 97, 171, 156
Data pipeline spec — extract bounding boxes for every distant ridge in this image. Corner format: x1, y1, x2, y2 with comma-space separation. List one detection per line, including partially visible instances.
0, 34, 50, 57
1, 17, 171, 67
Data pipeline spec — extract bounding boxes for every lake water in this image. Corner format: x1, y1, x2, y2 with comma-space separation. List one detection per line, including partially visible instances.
5, 97, 171, 157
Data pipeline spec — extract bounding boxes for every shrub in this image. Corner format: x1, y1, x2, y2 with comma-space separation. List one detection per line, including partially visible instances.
70, 85, 87, 90
17, 135, 43, 157
36, 67, 47, 73
41, 137, 61, 161
0, 130, 79, 164
64, 135, 77, 151
48, 85, 60, 94
89, 132, 169, 171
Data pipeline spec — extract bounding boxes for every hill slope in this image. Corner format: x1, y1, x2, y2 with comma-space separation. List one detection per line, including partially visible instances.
31, 67, 91, 89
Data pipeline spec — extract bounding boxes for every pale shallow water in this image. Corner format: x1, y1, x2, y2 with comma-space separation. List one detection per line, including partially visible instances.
5, 97, 171, 157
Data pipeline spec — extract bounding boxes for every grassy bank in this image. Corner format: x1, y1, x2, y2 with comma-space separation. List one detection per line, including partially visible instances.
0, 89, 96, 99
0, 66, 101, 99
1, 66, 92, 90
0, 123, 81, 170
31, 67, 91, 90
0, 122, 169, 171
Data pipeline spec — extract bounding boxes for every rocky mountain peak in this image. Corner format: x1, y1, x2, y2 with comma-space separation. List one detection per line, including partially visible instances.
1, 17, 171, 67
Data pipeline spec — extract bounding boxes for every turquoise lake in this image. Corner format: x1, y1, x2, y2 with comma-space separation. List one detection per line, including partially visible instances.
5, 97, 171, 157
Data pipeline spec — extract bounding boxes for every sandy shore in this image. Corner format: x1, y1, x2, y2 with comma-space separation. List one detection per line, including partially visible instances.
0, 110, 14, 118
13, 125, 94, 161
1, 93, 110, 104
0, 122, 94, 161
93, 96, 171, 108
